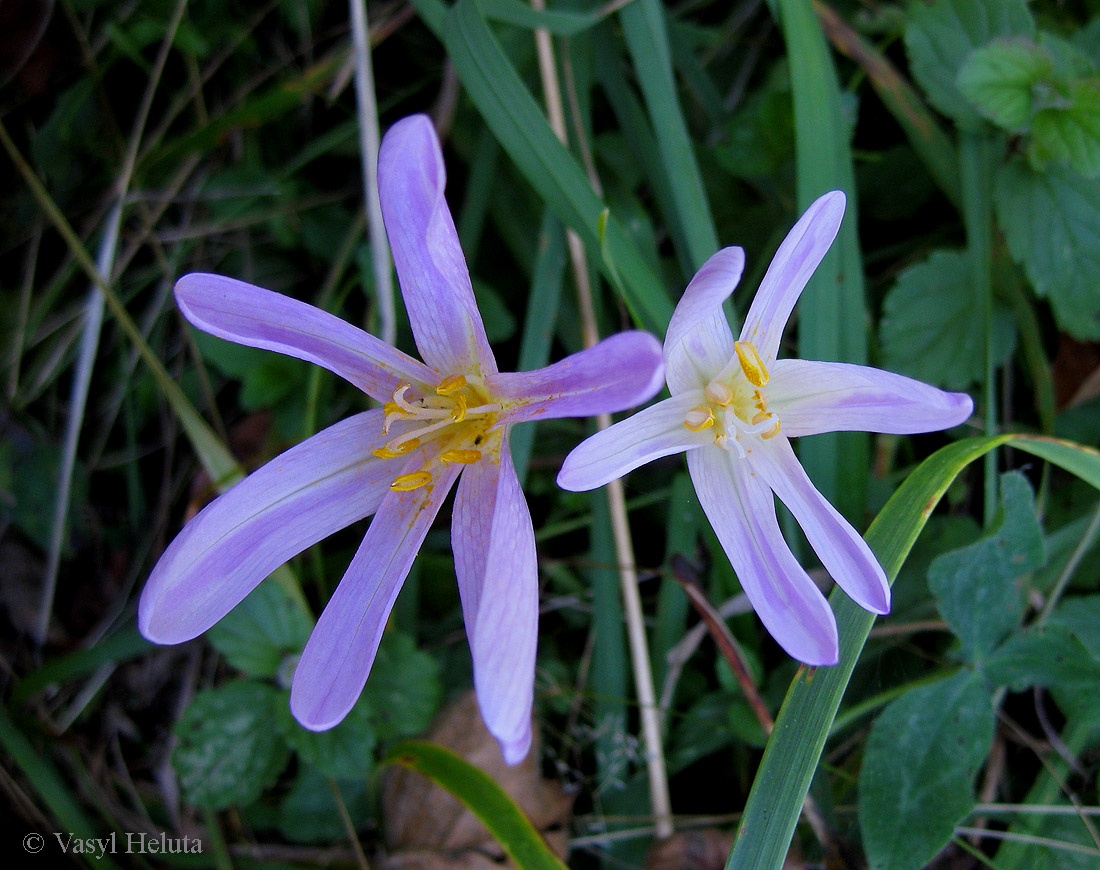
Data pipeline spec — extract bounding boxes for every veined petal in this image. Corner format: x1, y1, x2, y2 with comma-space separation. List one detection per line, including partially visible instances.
663, 247, 743, 394
687, 446, 839, 666
738, 191, 846, 362
175, 274, 435, 402
139, 410, 398, 644
768, 359, 974, 436
556, 392, 711, 491
751, 435, 890, 614
289, 460, 463, 730
378, 115, 497, 376
453, 440, 537, 764
490, 331, 664, 426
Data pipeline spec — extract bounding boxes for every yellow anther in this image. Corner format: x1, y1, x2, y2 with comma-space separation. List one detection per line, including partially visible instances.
383, 401, 405, 416
372, 438, 420, 459
436, 374, 468, 395
440, 449, 482, 464
735, 341, 770, 387
450, 392, 468, 422
683, 406, 716, 432
390, 470, 433, 491
762, 418, 781, 440
704, 380, 734, 406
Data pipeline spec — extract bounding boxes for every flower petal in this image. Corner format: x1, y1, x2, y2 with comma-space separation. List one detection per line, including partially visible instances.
750, 435, 890, 614
556, 392, 711, 491
139, 410, 398, 644
453, 440, 537, 764
767, 359, 974, 436
289, 460, 463, 730
378, 115, 497, 376
175, 273, 435, 402
687, 446, 839, 666
489, 331, 664, 426
738, 191, 846, 361
663, 246, 743, 394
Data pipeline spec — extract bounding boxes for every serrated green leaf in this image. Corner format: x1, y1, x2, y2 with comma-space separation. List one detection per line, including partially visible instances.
858, 671, 995, 870
880, 248, 1016, 390
928, 472, 1044, 662
957, 38, 1052, 130
360, 631, 442, 741
277, 695, 375, 779
207, 578, 314, 678
905, 0, 1035, 127
172, 681, 290, 810
1031, 78, 1100, 177
994, 158, 1100, 339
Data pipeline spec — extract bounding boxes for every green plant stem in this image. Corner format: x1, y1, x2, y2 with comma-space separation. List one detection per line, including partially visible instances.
960, 129, 997, 525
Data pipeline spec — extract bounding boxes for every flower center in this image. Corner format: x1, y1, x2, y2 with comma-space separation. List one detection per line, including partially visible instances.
374, 374, 502, 491
682, 340, 780, 457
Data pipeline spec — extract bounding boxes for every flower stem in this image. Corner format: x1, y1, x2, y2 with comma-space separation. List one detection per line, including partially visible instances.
529, 0, 674, 838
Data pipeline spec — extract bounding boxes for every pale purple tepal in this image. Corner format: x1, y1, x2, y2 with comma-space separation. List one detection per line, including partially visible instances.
558, 191, 973, 666
138, 114, 664, 764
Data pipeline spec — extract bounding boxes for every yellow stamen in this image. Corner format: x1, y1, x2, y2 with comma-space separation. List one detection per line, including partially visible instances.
762, 418, 781, 440
383, 401, 405, 416
450, 392, 467, 422
683, 406, 716, 432
735, 341, 769, 387
372, 438, 420, 459
390, 470, 433, 491
436, 374, 467, 395
704, 379, 734, 406
440, 449, 482, 464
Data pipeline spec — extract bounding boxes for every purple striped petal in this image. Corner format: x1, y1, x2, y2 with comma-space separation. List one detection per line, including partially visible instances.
767, 359, 974, 436
687, 446, 839, 666
175, 274, 435, 402
289, 460, 463, 730
664, 247, 743, 393
489, 331, 664, 425
751, 436, 890, 615
378, 115, 497, 376
453, 441, 537, 764
556, 392, 710, 491
738, 191, 846, 362
139, 410, 398, 644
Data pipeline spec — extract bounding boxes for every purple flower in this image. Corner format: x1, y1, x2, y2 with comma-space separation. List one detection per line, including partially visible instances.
139, 115, 664, 764
558, 192, 972, 666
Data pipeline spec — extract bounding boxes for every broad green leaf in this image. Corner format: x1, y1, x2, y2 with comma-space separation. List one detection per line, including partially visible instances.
277, 695, 376, 780
858, 671, 995, 870
880, 248, 1015, 390
360, 631, 442, 741
904, 0, 1035, 127
928, 471, 1044, 662
172, 681, 290, 810
1048, 595, 1100, 664
207, 577, 314, 678
725, 433, 1100, 870
994, 158, 1100, 339
1031, 78, 1100, 178
985, 624, 1100, 722
957, 38, 1053, 130
277, 768, 370, 844
382, 740, 568, 870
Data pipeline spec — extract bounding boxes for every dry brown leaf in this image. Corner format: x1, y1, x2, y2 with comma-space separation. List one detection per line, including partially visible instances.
382, 691, 571, 869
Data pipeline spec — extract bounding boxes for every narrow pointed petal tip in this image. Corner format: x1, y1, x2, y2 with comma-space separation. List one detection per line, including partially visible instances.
498, 725, 533, 765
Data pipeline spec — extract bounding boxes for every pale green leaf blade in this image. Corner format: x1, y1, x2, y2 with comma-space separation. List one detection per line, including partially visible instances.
383, 740, 568, 870
957, 37, 1053, 130
207, 577, 314, 678
1031, 79, 1100, 178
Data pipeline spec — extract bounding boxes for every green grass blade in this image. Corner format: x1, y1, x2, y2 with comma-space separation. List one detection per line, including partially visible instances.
725, 433, 1100, 870
419, 0, 673, 333
619, 0, 718, 274
382, 740, 568, 870
776, 0, 868, 522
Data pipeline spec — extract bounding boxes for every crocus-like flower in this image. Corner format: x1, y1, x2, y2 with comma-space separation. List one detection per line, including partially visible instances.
558, 191, 972, 666
139, 114, 664, 763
